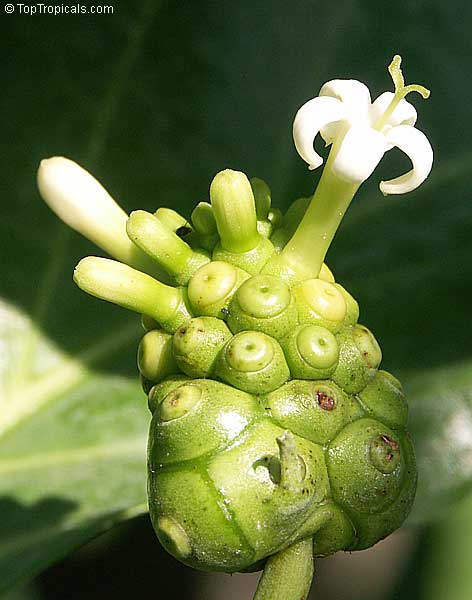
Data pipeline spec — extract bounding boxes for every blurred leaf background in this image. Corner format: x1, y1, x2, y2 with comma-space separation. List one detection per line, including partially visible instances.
1, 0, 472, 598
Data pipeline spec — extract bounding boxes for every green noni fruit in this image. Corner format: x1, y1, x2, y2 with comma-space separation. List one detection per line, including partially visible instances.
38, 55, 433, 600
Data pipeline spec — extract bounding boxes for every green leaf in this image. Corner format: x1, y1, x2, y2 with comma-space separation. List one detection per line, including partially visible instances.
2, 0, 472, 591
0, 298, 149, 591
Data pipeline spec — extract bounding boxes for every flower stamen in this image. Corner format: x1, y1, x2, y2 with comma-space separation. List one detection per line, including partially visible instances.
374, 55, 430, 131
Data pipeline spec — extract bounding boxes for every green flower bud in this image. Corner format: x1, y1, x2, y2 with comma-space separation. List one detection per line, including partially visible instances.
154, 207, 189, 232
250, 177, 271, 220
191, 201, 219, 251
138, 330, 178, 382
127, 210, 210, 285
257, 220, 272, 239
283, 196, 310, 235
332, 325, 382, 394
187, 260, 250, 318
172, 317, 231, 377
215, 331, 290, 394
210, 169, 260, 254
269, 228, 290, 252
281, 325, 339, 380
267, 208, 282, 230
227, 275, 297, 340
73, 257, 193, 333
294, 278, 347, 333
265, 379, 350, 445
358, 370, 408, 429
37, 157, 165, 280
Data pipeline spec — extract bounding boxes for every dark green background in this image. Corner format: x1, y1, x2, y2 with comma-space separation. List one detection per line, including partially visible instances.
2, 1, 472, 598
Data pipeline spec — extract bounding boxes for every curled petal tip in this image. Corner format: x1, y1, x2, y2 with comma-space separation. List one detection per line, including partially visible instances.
293, 96, 345, 169
379, 125, 433, 195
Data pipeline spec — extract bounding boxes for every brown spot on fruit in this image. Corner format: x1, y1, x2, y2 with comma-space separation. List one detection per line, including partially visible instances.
316, 391, 335, 411
381, 434, 399, 451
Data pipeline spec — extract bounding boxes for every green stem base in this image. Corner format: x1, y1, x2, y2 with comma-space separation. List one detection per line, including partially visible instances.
254, 538, 314, 600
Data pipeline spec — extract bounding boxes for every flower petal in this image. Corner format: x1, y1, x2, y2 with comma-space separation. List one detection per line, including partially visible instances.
320, 79, 372, 124
370, 92, 417, 129
332, 125, 388, 184
37, 157, 160, 278
293, 96, 345, 170
379, 125, 433, 195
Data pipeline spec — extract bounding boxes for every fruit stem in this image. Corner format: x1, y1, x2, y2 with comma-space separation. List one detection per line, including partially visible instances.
254, 538, 314, 600
278, 130, 359, 279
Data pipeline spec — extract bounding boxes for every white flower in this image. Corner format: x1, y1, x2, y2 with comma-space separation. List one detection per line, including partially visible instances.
37, 157, 161, 277
293, 58, 433, 195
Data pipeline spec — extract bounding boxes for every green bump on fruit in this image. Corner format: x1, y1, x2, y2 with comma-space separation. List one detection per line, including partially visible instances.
207, 420, 329, 558
215, 330, 290, 394
138, 329, 178, 383
149, 379, 258, 464
358, 370, 408, 429
213, 236, 275, 275
187, 260, 250, 318
349, 432, 417, 550
160, 384, 202, 422
228, 275, 297, 340
296, 503, 356, 556
147, 375, 190, 414
326, 418, 404, 516
156, 515, 192, 559
281, 324, 339, 379
332, 325, 382, 394
294, 278, 347, 332
319, 263, 335, 283
369, 433, 401, 474
173, 316, 232, 377
265, 379, 350, 445
353, 325, 382, 369
334, 283, 359, 325
149, 467, 254, 571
